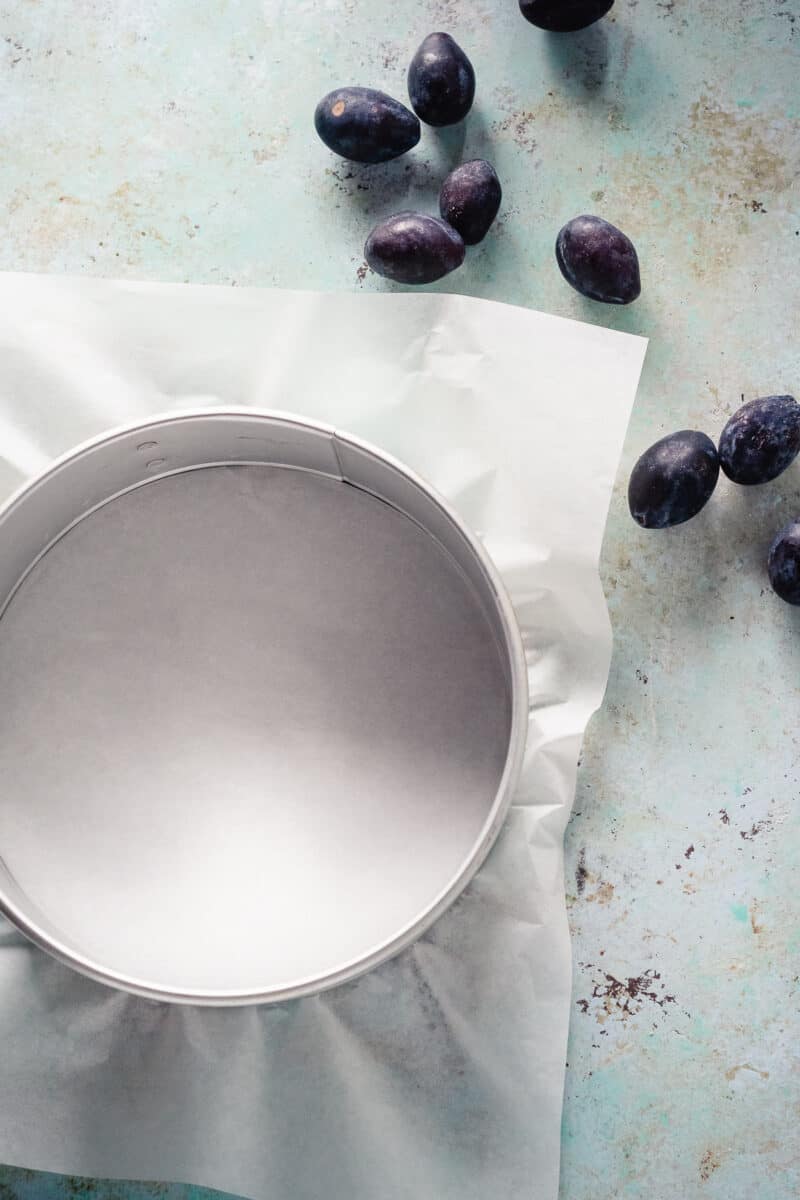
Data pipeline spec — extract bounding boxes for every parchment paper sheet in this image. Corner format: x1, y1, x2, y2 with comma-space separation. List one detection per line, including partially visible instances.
0, 275, 646, 1200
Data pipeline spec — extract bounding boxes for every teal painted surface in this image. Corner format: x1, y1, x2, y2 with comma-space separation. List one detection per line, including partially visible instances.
0, 1164, 230, 1199
0, 1, 799, 1197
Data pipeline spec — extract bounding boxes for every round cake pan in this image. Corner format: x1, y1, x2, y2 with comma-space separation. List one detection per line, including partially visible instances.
0, 410, 527, 1005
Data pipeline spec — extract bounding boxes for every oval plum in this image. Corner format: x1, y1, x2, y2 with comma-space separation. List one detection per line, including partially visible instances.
718, 394, 800, 485
628, 431, 720, 529
768, 519, 800, 605
519, 0, 615, 31
556, 214, 641, 304
439, 160, 502, 245
407, 33, 475, 127
554, 214, 642, 304
314, 87, 420, 164
365, 212, 466, 285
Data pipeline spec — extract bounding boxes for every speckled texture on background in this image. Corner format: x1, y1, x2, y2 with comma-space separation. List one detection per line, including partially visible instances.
0, 1165, 227, 1199
0, 1, 799, 1198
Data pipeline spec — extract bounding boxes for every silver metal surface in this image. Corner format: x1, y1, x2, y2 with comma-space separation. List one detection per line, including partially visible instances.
0, 410, 527, 1004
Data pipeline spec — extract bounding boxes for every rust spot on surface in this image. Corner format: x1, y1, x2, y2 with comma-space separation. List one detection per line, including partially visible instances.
688, 94, 792, 195
578, 965, 676, 1022
740, 818, 772, 840
587, 880, 615, 905
725, 1062, 769, 1082
700, 1149, 720, 1180
491, 110, 537, 153
331, 100, 345, 117
684, 844, 695, 859
576, 847, 588, 895
251, 127, 289, 163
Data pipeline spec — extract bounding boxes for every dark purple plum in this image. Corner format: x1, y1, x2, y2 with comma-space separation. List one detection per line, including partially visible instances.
439, 160, 502, 245
314, 87, 420, 164
718, 394, 800, 485
556, 214, 641, 304
407, 33, 475, 127
519, 0, 614, 31
768, 519, 800, 605
365, 212, 465, 285
628, 431, 720, 529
